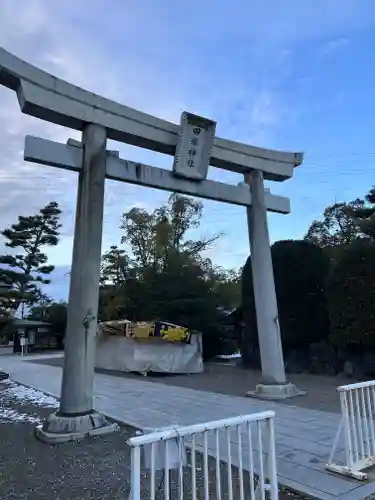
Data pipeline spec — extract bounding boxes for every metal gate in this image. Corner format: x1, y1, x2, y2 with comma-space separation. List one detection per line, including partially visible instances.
326, 380, 375, 480
127, 410, 278, 499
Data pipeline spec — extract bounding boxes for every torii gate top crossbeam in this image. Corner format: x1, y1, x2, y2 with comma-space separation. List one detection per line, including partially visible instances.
0, 48, 303, 181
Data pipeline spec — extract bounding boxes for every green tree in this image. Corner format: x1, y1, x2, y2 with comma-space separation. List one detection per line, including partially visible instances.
28, 300, 68, 349
119, 194, 220, 274
304, 200, 364, 251
27, 292, 52, 320
161, 193, 220, 256
241, 256, 258, 366
100, 245, 130, 285
271, 240, 331, 347
241, 240, 331, 361
46, 301, 68, 336
0, 281, 19, 318
354, 187, 375, 239
0, 202, 62, 317
211, 267, 242, 311
120, 207, 155, 270
0, 281, 17, 337
99, 194, 235, 358
326, 239, 375, 350
101, 193, 223, 322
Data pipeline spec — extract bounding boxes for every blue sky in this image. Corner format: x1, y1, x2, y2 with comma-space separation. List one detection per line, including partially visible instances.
1, 0, 375, 301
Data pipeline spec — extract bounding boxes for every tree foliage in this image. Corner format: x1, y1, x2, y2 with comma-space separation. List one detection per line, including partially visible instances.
0, 202, 61, 316
28, 300, 68, 334
241, 240, 331, 356
0, 282, 19, 319
100, 245, 130, 285
241, 256, 258, 365
271, 240, 331, 347
100, 194, 236, 359
326, 240, 375, 350
211, 267, 242, 311
304, 200, 364, 250
354, 187, 375, 239
119, 194, 221, 274
0, 282, 16, 337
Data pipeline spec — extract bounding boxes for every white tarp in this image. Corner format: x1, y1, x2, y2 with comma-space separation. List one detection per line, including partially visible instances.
95, 325, 203, 375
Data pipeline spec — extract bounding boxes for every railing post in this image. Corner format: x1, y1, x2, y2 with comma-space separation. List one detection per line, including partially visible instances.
266, 417, 279, 500
341, 390, 354, 471
129, 446, 141, 500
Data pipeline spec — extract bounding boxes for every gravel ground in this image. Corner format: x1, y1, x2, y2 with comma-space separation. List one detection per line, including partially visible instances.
0, 378, 309, 499
0, 378, 134, 499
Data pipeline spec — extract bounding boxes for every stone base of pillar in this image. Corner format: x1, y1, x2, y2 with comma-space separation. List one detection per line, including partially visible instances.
35, 411, 119, 444
247, 382, 306, 400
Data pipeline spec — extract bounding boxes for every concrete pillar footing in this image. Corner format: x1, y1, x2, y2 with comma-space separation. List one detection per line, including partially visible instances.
35, 411, 119, 444
247, 382, 306, 400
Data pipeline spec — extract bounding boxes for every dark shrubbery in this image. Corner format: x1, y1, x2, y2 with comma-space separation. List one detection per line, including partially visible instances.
327, 240, 375, 350
272, 240, 331, 348
241, 240, 331, 358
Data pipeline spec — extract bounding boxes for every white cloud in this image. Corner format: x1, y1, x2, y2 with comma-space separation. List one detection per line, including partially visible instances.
0, 0, 374, 300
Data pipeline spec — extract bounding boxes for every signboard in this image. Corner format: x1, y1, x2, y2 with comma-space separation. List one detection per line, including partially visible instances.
173, 112, 216, 181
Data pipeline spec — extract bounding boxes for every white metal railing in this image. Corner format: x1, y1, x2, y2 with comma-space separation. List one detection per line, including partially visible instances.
326, 380, 375, 480
127, 410, 278, 500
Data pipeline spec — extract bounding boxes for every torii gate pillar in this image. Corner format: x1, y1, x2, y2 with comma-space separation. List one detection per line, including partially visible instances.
36, 124, 119, 442
246, 170, 305, 399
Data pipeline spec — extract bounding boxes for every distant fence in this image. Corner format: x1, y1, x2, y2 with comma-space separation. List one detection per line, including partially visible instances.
326, 380, 375, 480
127, 410, 278, 500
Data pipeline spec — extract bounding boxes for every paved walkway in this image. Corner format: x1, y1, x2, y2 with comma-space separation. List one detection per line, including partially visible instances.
33, 354, 352, 414
1, 354, 375, 500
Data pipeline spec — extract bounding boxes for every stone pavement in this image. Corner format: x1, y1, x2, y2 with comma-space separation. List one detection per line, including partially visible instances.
34, 354, 349, 414
1, 354, 375, 500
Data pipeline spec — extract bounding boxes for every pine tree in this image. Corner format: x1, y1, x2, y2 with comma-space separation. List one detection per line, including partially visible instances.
100, 245, 130, 285
0, 202, 62, 317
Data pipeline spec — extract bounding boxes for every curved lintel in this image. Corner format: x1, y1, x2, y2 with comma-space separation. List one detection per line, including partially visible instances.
0, 47, 303, 181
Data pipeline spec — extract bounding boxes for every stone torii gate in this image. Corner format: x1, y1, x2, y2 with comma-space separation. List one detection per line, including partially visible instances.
0, 48, 304, 443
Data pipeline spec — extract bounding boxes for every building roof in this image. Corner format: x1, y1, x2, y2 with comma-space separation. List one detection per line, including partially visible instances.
13, 319, 52, 327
